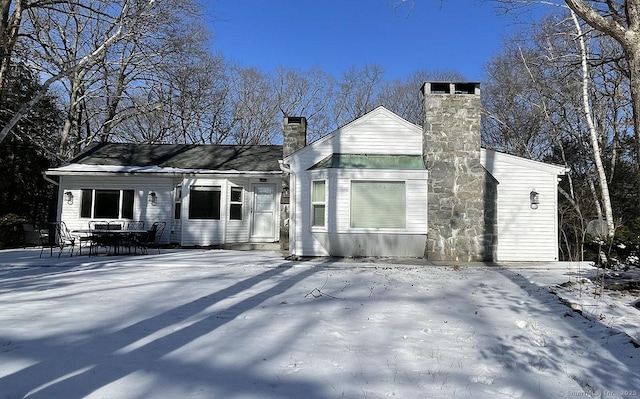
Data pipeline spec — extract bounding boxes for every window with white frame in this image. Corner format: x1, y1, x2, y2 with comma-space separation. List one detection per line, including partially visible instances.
350, 181, 406, 228
229, 186, 243, 220
188, 186, 221, 219
80, 189, 134, 219
311, 180, 326, 227
174, 185, 182, 219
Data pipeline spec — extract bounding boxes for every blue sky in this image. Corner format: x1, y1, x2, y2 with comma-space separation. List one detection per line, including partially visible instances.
204, 0, 524, 82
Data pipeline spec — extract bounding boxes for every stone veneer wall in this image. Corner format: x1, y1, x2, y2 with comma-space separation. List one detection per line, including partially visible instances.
422, 82, 497, 262
281, 117, 307, 251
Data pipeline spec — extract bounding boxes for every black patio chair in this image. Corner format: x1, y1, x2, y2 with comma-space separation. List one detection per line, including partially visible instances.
120, 221, 145, 254
135, 221, 166, 255
77, 221, 99, 256
126, 220, 145, 230
40, 222, 76, 258
84, 221, 112, 255
23, 223, 48, 247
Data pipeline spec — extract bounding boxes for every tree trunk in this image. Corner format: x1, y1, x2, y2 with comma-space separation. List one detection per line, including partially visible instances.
626, 44, 640, 170
571, 10, 615, 238
0, 0, 23, 99
564, 0, 640, 169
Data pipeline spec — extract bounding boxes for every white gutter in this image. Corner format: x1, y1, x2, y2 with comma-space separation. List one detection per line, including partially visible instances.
42, 171, 59, 186
45, 170, 283, 177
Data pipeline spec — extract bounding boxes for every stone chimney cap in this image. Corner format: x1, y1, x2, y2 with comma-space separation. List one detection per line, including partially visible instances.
283, 116, 306, 125
421, 82, 480, 95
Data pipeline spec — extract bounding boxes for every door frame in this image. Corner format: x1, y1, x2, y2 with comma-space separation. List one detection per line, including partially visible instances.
250, 183, 278, 242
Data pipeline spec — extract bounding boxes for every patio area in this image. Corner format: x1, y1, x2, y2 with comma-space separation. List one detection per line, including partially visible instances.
0, 248, 638, 398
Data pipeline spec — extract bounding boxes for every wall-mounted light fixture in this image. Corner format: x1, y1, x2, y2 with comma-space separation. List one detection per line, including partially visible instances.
148, 191, 157, 206
64, 191, 73, 205
282, 184, 290, 198
530, 189, 540, 209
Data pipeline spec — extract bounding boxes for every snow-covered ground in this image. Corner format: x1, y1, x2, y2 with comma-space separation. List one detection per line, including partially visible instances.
0, 248, 638, 399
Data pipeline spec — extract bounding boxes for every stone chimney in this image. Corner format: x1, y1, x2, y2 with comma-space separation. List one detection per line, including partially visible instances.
282, 116, 307, 158
422, 82, 497, 262
280, 116, 307, 252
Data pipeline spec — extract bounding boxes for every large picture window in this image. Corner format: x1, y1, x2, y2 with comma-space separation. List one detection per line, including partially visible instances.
80, 189, 134, 219
350, 181, 406, 228
189, 186, 221, 219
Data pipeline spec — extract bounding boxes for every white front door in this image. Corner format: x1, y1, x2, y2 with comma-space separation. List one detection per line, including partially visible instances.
251, 184, 276, 240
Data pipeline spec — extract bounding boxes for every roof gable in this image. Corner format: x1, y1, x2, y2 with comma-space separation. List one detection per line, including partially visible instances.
285, 106, 423, 170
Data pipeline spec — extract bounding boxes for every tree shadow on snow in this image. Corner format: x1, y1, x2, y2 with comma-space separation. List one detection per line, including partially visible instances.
0, 259, 336, 399
495, 267, 640, 395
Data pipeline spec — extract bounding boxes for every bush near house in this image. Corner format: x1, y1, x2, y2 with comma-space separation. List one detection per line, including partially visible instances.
585, 217, 640, 269
612, 217, 640, 268
0, 144, 58, 249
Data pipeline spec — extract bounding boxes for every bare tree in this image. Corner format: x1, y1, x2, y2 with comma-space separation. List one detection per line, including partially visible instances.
227, 66, 280, 145
483, 0, 640, 169
0, 0, 182, 154
562, 0, 640, 168
274, 66, 335, 141
483, 32, 562, 160
0, 0, 29, 99
377, 69, 466, 126
482, 7, 638, 259
570, 9, 615, 237
332, 64, 385, 127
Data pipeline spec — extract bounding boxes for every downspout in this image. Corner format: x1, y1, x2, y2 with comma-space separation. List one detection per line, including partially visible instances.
41, 171, 62, 223
278, 160, 291, 174
279, 160, 294, 256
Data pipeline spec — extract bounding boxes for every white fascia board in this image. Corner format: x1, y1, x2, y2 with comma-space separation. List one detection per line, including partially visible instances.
481, 148, 570, 175
45, 164, 281, 177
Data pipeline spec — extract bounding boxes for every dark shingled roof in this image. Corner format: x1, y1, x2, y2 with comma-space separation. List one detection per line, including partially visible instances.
70, 143, 284, 172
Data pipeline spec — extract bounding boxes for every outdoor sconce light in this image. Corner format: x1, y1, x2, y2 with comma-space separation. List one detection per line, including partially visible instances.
64, 191, 73, 205
530, 189, 540, 209
148, 191, 157, 206
282, 184, 290, 198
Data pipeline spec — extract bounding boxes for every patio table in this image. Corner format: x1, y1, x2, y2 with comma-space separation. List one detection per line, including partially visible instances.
72, 229, 149, 255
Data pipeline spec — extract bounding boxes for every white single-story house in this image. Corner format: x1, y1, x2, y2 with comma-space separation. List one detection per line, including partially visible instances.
45, 81, 568, 262
45, 145, 287, 247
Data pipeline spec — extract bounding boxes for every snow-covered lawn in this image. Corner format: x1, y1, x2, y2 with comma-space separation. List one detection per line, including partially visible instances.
0, 249, 638, 399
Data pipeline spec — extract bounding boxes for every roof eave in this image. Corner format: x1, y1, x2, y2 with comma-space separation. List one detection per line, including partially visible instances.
45, 169, 282, 177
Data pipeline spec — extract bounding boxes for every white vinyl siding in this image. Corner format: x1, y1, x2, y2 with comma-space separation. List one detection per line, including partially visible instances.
293, 169, 427, 257
225, 178, 252, 244
287, 108, 428, 257
481, 149, 566, 262
57, 174, 281, 248
57, 175, 172, 245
